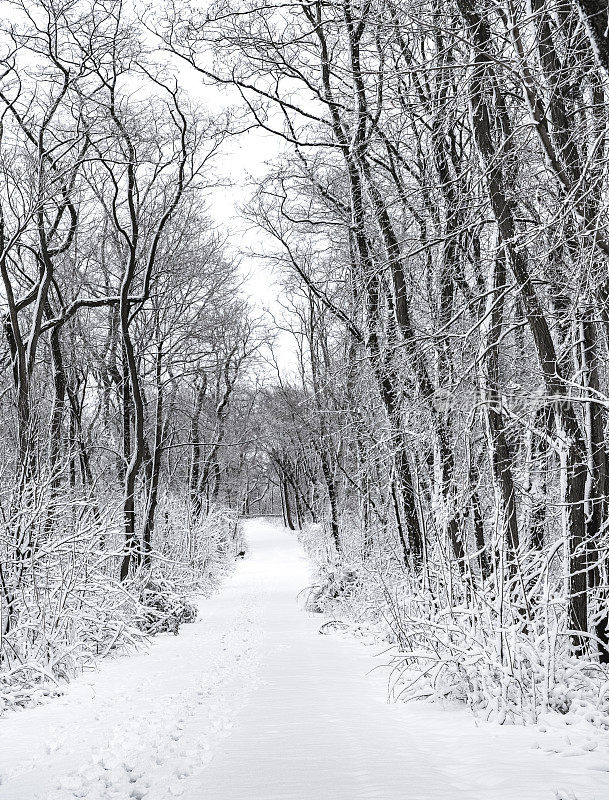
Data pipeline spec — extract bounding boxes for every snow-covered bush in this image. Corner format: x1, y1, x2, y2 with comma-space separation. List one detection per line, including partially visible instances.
134, 503, 239, 635
0, 495, 143, 712
151, 500, 239, 588
383, 578, 609, 726
137, 577, 198, 635
305, 564, 362, 613
0, 489, 238, 714
298, 517, 609, 729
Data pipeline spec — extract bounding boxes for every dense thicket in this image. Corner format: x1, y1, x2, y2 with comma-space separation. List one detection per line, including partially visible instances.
161, 0, 609, 720
0, 0, 264, 704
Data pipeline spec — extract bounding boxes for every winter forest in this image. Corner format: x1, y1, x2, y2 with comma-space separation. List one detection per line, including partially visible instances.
3, 0, 609, 797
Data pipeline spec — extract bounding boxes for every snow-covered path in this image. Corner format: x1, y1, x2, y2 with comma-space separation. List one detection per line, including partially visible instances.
2, 518, 609, 799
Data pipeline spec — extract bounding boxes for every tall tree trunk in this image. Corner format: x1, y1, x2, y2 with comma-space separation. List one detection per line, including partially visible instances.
142, 341, 165, 569
189, 375, 207, 516
479, 250, 520, 567
459, 0, 590, 650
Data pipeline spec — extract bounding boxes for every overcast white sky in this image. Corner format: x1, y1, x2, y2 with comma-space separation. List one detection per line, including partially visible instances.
173, 58, 300, 374
207, 128, 283, 304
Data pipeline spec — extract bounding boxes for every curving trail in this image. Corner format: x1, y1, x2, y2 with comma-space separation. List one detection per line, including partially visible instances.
1, 518, 608, 800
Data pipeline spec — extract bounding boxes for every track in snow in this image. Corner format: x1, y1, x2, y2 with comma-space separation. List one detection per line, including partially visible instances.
1, 518, 609, 799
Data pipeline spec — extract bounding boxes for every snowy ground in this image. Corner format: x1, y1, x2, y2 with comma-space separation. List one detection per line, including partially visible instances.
1, 518, 609, 799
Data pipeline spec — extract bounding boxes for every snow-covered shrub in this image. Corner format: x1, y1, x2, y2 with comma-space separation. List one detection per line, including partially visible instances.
151, 500, 239, 590
134, 503, 239, 635
137, 576, 198, 635
383, 576, 609, 726
298, 516, 609, 729
0, 496, 144, 712
298, 521, 329, 566
0, 488, 239, 714
305, 564, 361, 613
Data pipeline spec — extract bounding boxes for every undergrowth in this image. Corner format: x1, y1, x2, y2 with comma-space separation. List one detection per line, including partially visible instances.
297, 521, 609, 729
0, 499, 238, 714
